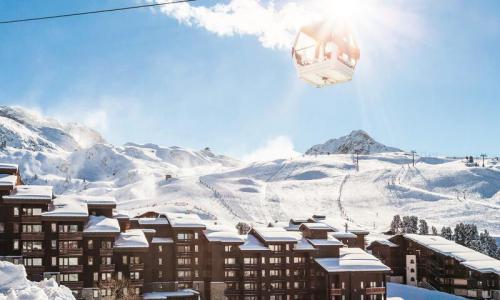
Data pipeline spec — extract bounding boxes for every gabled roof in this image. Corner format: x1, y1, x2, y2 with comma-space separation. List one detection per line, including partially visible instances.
315, 248, 390, 273
239, 234, 270, 252
84, 216, 120, 233
299, 222, 333, 231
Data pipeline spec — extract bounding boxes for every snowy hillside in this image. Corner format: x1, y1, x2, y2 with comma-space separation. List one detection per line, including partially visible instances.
306, 130, 402, 155
0, 106, 498, 236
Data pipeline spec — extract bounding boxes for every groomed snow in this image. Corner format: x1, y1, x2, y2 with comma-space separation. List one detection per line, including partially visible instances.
84, 215, 120, 233
0, 261, 75, 300
114, 229, 149, 248
315, 248, 390, 272
42, 196, 88, 218
3, 185, 53, 201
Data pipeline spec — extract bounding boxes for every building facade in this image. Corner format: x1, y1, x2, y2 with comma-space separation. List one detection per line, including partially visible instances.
0, 163, 391, 300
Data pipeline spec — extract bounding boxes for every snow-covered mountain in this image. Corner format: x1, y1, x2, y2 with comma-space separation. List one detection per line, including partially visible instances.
305, 130, 402, 155
0, 106, 498, 236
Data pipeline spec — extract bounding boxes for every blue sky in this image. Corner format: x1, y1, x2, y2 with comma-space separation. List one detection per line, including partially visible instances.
0, 0, 499, 158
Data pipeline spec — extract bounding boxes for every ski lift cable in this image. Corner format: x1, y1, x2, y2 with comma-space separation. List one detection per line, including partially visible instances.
0, 0, 197, 25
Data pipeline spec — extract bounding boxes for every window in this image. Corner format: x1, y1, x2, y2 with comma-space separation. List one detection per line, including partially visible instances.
261, 257, 266, 264
22, 224, 43, 233
87, 240, 93, 249
130, 256, 140, 264
194, 270, 199, 278
13, 207, 19, 216
177, 245, 190, 253
158, 271, 163, 279
93, 290, 99, 298
23, 258, 43, 266
51, 223, 57, 233
225, 257, 236, 265
13, 223, 19, 233
224, 245, 233, 252
58, 224, 78, 233
22, 208, 42, 216
244, 270, 258, 278
244, 283, 257, 291
270, 282, 283, 290
130, 272, 140, 280
195, 232, 199, 239
122, 256, 128, 265
59, 241, 79, 249
58, 273, 79, 282
244, 257, 258, 265
51, 257, 57, 266
51, 240, 57, 249
194, 245, 199, 252
101, 273, 112, 281
177, 258, 191, 265
101, 240, 112, 249
177, 270, 191, 279
225, 270, 236, 278
88, 256, 93, 266
22, 241, 43, 251
360, 281, 364, 288
194, 257, 199, 265
93, 272, 98, 281
269, 257, 283, 264
158, 258, 163, 265
0, 223, 4, 233
13, 240, 19, 250
59, 257, 79, 266
158, 245, 163, 252
293, 256, 305, 264
177, 232, 194, 240
270, 269, 282, 277
102, 257, 112, 265
117, 272, 123, 280
269, 244, 283, 252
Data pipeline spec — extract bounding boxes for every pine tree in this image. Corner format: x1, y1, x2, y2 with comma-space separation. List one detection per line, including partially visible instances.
454, 223, 467, 245
390, 215, 402, 234
431, 226, 438, 235
441, 226, 453, 240
463, 224, 479, 247
479, 230, 498, 257
418, 219, 429, 235
402, 216, 419, 234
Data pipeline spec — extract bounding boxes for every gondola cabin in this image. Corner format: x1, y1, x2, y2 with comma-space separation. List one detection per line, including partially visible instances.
292, 21, 360, 87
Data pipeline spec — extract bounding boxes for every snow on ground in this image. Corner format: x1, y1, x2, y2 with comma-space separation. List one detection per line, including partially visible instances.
0, 106, 499, 235
0, 261, 75, 300
387, 283, 465, 299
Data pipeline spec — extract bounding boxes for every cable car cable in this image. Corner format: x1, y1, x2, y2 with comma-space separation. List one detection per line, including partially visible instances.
0, 0, 197, 25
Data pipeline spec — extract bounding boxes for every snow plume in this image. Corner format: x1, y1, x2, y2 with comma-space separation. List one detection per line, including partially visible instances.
243, 136, 300, 162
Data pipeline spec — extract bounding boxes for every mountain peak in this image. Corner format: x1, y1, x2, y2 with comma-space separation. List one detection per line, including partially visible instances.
305, 130, 402, 155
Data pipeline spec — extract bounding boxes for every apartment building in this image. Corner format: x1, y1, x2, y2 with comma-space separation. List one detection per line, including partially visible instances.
0, 163, 390, 300
368, 234, 500, 299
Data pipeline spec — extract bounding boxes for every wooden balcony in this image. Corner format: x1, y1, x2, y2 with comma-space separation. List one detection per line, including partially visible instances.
22, 249, 44, 257
59, 248, 83, 256
99, 248, 113, 256
366, 287, 386, 295
20, 232, 45, 240
25, 266, 44, 273
58, 232, 83, 240
21, 215, 42, 223
59, 265, 84, 273
330, 288, 342, 296
60, 281, 84, 289
129, 279, 144, 286
99, 264, 115, 272
129, 263, 144, 271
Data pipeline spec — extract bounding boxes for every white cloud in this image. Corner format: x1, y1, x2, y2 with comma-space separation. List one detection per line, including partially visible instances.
243, 135, 300, 162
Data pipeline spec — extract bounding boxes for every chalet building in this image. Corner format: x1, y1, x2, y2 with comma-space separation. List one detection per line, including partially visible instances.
368, 234, 500, 299
0, 163, 391, 300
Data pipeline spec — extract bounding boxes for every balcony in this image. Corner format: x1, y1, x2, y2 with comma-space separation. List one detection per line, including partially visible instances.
99, 248, 113, 256
99, 264, 115, 272
129, 279, 144, 286
129, 263, 144, 271
25, 266, 44, 273
59, 265, 84, 273
366, 287, 386, 295
60, 281, 84, 289
21, 215, 42, 223
22, 249, 44, 257
58, 232, 83, 240
330, 288, 342, 296
21, 232, 45, 240
59, 248, 83, 256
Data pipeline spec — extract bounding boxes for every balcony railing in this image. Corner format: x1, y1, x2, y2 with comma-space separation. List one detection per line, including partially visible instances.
99, 264, 115, 272
22, 249, 44, 257
60, 281, 84, 289
24, 266, 44, 273
20, 232, 45, 240
59, 265, 84, 273
59, 248, 83, 256
330, 288, 342, 296
129, 263, 144, 271
99, 248, 113, 256
58, 232, 83, 240
129, 279, 144, 286
366, 287, 386, 295
21, 215, 42, 223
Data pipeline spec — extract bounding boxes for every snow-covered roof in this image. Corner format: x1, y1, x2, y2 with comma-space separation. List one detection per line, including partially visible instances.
138, 217, 169, 225
239, 234, 270, 251
300, 222, 333, 231
330, 231, 357, 239
84, 216, 120, 233
0, 174, 17, 187
205, 231, 245, 243
252, 227, 298, 243
166, 213, 205, 229
151, 237, 174, 244
308, 236, 343, 247
369, 239, 399, 248
294, 238, 316, 251
113, 211, 130, 219
315, 248, 390, 273
404, 234, 500, 275
0, 163, 18, 171
115, 229, 149, 248
3, 185, 53, 201
85, 195, 117, 206
42, 196, 88, 218
143, 289, 199, 299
